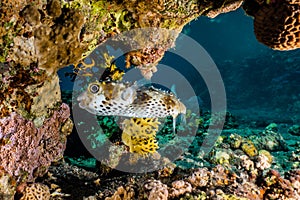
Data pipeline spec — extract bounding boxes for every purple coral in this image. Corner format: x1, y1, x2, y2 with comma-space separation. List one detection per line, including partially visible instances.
0, 103, 70, 182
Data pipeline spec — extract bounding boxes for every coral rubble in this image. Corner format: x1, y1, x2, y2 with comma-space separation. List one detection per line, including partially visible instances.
15, 117, 298, 199
44, 158, 300, 199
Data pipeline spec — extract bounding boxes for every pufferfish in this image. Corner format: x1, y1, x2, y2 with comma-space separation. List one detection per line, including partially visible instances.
77, 81, 186, 132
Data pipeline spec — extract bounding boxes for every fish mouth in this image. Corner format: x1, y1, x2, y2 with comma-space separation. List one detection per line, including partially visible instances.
77, 92, 87, 109
77, 92, 98, 115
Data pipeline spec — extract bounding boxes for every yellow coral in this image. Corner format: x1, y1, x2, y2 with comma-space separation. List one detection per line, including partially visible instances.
214, 151, 231, 165
241, 140, 258, 157
109, 63, 125, 81
121, 118, 160, 156
75, 53, 125, 81
20, 183, 50, 200
219, 193, 249, 200
105, 186, 135, 200
258, 150, 273, 163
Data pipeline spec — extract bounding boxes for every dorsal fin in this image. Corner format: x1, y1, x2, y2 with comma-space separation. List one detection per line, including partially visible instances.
170, 84, 177, 96
135, 78, 152, 87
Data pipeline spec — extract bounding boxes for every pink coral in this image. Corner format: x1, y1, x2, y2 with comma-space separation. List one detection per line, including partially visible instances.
143, 179, 168, 200
169, 180, 192, 198
0, 103, 70, 182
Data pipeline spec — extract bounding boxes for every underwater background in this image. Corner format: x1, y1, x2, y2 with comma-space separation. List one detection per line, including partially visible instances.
1, 0, 299, 198
50, 7, 300, 199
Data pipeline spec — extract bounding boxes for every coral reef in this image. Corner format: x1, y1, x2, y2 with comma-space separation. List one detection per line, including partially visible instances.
34, 6, 85, 73
291, 149, 300, 169
243, 0, 300, 50
187, 167, 211, 188
1, 0, 299, 199
209, 147, 233, 165
204, 0, 244, 18
0, 0, 85, 72
20, 183, 50, 200
0, 104, 71, 189
96, 163, 290, 199
256, 150, 273, 170
261, 169, 300, 199
1, 0, 245, 79
0, 66, 50, 119
169, 180, 192, 198
250, 129, 288, 151
26, 117, 300, 199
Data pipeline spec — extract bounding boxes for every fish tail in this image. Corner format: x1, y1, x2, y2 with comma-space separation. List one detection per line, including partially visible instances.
179, 113, 186, 126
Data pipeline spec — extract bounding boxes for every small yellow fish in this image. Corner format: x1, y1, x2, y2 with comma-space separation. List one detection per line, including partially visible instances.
77, 81, 186, 132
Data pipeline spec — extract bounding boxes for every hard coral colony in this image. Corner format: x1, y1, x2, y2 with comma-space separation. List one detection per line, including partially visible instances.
122, 118, 160, 155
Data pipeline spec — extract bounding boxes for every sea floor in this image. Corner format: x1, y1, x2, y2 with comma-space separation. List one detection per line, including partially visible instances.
31, 107, 300, 200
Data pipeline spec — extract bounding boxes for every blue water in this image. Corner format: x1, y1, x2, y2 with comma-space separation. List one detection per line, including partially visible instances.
182, 8, 300, 123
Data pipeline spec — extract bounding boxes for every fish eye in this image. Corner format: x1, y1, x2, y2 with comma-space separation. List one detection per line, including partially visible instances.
89, 84, 100, 94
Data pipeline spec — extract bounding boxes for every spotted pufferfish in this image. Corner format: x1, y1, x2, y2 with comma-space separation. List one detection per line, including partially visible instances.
77, 81, 186, 132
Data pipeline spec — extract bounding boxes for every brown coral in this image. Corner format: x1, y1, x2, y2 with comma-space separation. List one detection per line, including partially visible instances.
123, 28, 180, 79
210, 165, 237, 187
285, 169, 300, 195
1, 0, 86, 71
262, 169, 300, 199
0, 66, 49, 119
0, 170, 16, 200
256, 150, 272, 170
253, 1, 300, 50
241, 140, 258, 157
104, 186, 135, 200
34, 7, 85, 73
143, 179, 168, 200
